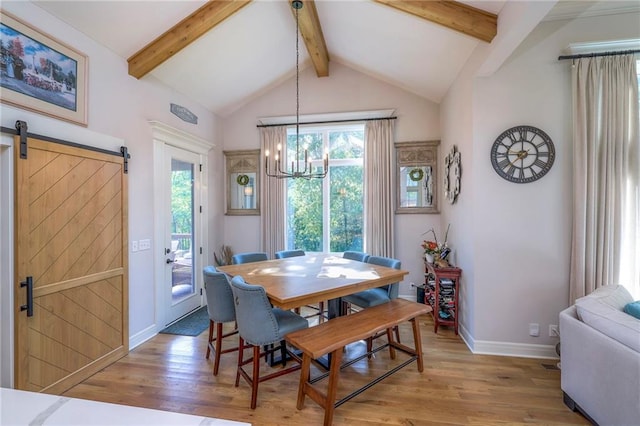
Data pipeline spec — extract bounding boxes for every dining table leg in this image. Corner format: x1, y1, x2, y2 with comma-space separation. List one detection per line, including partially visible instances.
327, 297, 345, 319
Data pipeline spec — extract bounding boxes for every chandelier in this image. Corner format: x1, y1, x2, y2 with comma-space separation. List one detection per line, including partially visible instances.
265, 0, 328, 179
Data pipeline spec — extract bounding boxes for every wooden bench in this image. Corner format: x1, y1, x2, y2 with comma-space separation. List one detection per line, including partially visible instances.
285, 298, 431, 426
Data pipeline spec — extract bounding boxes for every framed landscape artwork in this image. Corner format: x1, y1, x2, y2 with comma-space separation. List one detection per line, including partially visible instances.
0, 11, 88, 126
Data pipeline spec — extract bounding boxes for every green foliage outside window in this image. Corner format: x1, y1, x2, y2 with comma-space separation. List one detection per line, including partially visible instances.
285, 127, 364, 253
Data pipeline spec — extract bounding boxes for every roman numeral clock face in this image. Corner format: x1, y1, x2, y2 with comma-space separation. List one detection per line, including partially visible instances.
490, 125, 555, 183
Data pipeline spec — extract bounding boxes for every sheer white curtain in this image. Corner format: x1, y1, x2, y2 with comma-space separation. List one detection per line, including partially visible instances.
260, 126, 287, 259
570, 54, 640, 302
364, 119, 395, 257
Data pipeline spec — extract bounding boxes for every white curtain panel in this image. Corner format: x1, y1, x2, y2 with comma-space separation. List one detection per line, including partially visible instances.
364, 119, 396, 258
570, 54, 640, 302
260, 126, 287, 259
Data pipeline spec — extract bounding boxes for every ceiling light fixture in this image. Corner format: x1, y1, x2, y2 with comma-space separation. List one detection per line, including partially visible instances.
265, 0, 328, 179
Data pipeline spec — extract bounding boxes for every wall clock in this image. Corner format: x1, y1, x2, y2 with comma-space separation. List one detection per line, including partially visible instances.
490, 125, 555, 183
443, 145, 461, 204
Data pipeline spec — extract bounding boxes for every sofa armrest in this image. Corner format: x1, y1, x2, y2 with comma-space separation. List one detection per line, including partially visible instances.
560, 306, 640, 426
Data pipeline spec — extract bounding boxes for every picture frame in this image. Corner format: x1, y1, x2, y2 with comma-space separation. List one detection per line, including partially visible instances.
0, 11, 88, 126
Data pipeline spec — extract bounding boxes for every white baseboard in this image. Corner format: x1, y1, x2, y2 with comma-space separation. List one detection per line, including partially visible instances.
399, 296, 560, 360
459, 322, 559, 359
129, 324, 158, 350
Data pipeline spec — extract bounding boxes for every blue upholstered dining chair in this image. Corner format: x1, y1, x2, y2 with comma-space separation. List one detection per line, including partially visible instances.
343, 255, 401, 308
274, 249, 305, 259
343, 251, 370, 262
203, 267, 246, 376
230, 275, 308, 409
231, 252, 268, 264
342, 255, 402, 356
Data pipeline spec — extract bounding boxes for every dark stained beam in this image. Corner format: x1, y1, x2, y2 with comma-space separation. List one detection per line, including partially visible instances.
290, 0, 330, 77
128, 0, 252, 79
374, 0, 497, 43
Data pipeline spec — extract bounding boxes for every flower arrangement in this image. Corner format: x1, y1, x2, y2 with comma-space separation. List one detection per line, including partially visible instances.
421, 224, 451, 261
421, 239, 440, 255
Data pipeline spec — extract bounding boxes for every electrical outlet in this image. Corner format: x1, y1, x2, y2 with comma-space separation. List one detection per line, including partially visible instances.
131, 240, 138, 252
549, 324, 559, 337
529, 323, 540, 337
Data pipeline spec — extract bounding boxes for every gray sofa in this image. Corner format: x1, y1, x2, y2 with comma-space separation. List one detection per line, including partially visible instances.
559, 285, 640, 426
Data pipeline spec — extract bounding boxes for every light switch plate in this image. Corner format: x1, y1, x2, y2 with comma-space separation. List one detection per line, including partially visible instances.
139, 239, 151, 250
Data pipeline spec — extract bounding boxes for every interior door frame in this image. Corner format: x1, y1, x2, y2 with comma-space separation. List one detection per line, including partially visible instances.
0, 136, 14, 387
151, 121, 212, 329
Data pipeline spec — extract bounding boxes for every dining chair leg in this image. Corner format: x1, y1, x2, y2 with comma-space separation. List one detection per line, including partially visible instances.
213, 322, 224, 375
250, 345, 260, 409
235, 337, 244, 387
280, 340, 287, 367
206, 320, 214, 359
366, 336, 373, 359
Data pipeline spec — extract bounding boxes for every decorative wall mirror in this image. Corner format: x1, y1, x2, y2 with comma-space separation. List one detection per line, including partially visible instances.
224, 149, 260, 215
395, 140, 440, 214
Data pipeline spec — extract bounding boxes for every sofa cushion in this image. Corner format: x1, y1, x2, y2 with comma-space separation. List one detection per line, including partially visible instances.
624, 301, 640, 320
576, 285, 640, 353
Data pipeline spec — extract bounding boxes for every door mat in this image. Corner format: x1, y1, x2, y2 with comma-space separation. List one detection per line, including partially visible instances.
160, 306, 209, 336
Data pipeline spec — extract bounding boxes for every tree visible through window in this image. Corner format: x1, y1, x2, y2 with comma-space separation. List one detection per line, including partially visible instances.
285, 124, 364, 253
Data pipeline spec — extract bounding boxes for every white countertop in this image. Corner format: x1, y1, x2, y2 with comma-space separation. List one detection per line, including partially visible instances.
0, 388, 250, 426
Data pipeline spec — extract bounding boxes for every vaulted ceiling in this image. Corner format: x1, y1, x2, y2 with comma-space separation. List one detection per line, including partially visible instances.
33, 0, 640, 117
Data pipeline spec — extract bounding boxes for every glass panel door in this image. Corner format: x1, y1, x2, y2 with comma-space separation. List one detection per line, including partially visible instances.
165, 146, 201, 323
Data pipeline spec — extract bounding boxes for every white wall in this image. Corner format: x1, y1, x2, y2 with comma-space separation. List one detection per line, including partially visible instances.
443, 11, 640, 356
221, 61, 441, 299
0, 1, 223, 386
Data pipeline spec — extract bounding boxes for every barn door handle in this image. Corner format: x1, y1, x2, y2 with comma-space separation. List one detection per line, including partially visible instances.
20, 276, 33, 317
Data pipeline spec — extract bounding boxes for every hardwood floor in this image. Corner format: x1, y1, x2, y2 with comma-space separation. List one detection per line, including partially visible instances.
63, 312, 589, 425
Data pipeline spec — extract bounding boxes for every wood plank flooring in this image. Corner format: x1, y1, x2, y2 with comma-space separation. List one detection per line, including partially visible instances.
63, 312, 589, 425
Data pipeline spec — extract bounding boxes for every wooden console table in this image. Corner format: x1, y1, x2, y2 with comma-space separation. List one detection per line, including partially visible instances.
424, 262, 462, 334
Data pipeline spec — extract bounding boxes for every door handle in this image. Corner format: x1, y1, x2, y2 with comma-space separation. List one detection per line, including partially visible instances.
20, 276, 33, 317
166, 259, 174, 264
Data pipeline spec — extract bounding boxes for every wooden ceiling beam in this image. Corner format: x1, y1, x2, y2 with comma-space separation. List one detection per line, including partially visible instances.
128, 0, 251, 79
374, 0, 497, 43
291, 0, 330, 77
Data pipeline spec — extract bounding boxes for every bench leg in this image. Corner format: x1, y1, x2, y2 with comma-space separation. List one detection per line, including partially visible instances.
410, 318, 424, 372
323, 348, 343, 426
386, 328, 396, 359
296, 354, 312, 409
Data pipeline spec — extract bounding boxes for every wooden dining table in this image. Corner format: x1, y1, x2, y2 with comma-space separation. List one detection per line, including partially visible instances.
217, 253, 408, 319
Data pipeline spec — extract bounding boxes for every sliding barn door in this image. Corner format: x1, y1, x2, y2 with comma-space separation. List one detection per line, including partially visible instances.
14, 135, 129, 394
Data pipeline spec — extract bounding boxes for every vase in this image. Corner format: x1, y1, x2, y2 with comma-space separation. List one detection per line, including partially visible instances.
425, 253, 434, 263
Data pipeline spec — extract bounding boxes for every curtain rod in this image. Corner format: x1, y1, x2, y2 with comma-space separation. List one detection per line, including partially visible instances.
256, 116, 397, 128
558, 49, 640, 60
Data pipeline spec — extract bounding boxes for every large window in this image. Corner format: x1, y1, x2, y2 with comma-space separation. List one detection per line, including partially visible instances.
285, 124, 364, 253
